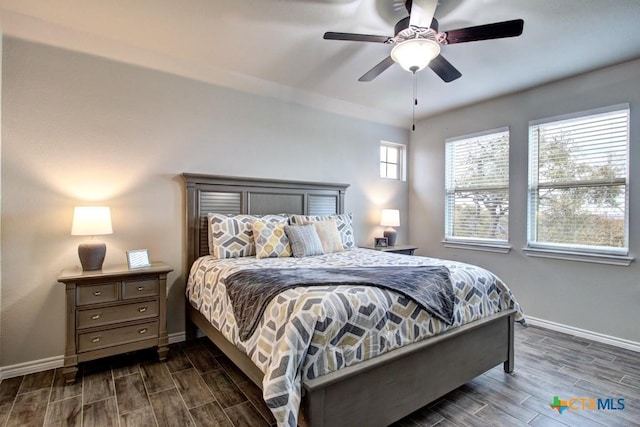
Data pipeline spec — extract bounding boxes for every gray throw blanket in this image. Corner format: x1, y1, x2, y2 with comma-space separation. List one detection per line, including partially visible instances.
223, 266, 454, 341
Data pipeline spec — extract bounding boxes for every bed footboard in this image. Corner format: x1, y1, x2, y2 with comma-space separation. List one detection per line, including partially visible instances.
301, 309, 515, 427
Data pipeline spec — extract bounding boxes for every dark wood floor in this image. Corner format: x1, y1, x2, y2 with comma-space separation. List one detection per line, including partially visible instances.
1, 324, 639, 426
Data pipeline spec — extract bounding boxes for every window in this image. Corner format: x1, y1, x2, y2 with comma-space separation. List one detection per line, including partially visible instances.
527, 104, 629, 256
380, 142, 405, 180
445, 128, 509, 244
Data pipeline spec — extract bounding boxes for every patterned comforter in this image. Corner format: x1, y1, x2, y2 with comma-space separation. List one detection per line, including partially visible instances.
186, 248, 525, 426
224, 266, 455, 340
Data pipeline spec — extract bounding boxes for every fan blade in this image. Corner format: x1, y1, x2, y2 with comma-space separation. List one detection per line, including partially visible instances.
428, 55, 462, 82
409, 0, 438, 29
359, 56, 396, 82
323, 32, 391, 43
444, 19, 524, 44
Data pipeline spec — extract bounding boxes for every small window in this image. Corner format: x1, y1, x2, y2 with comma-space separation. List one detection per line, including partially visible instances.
380, 142, 405, 180
445, 128, 510, 243
527, 104, 629, 256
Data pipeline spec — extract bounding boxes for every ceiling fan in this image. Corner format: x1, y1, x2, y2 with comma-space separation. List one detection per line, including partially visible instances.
323, 0, 524, 83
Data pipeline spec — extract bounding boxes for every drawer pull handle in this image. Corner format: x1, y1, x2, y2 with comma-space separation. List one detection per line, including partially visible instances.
137, 286, 145, 292
92, 336, 101, 343
94, 291, 102, 296
91, 314, 101, 320
138, 307, 148, 313
138, 328, 148, 335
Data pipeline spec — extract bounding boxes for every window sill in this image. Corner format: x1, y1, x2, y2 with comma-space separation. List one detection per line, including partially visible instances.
523, 247, 633, 266
442, 241, 511, 254
379, 176, 406, 182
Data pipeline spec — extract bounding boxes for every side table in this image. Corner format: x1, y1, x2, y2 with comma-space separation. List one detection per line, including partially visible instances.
365, 244, 418, 255
58, 262, 173, 383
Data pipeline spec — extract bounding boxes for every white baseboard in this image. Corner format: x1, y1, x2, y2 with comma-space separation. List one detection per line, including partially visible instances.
0, 355, 64, 381
0, 332, 187, 380
526, 316, 640, 353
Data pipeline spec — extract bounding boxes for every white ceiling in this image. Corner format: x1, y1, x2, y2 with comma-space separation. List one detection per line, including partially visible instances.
2, 0, 640, 128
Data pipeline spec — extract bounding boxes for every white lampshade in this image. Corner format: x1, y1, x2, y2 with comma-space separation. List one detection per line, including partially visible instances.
380, 209, 400, 227
71, 206, 113, 236
390, 38, 441, 73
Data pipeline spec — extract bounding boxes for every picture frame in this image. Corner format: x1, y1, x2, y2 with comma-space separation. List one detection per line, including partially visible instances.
126, 249, 151, 269
374, 237, 388, 248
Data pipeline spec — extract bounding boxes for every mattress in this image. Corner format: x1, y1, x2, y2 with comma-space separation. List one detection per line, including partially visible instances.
186, 247, 525, 426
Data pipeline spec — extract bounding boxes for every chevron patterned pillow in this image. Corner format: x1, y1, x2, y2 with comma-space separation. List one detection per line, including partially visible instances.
253, 220, 292, 259
208, 213, 287, 259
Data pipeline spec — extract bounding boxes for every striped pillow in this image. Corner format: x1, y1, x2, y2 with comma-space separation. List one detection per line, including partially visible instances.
284, 225, 324, 257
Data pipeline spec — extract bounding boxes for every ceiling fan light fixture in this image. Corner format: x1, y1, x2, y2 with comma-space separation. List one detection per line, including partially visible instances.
390, 38, 441, 73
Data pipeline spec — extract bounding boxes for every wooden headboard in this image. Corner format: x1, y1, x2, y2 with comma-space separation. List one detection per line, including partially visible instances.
182, 173, 350, 268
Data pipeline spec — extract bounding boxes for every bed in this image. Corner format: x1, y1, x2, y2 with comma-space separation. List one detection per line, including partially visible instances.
183, 173, 523, 427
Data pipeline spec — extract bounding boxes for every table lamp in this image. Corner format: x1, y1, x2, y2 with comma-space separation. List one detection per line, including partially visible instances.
380, 209, 400, 246
71, 206, 113, 271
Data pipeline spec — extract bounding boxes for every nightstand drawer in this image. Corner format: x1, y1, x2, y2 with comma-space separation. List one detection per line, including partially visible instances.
77, 320, 159, 353
77, 300, 159, 329
76, 283, 118, 306
122, 278, 159, 300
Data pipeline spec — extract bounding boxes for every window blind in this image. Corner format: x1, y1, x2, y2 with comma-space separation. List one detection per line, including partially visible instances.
528, 104, 629, 254
445, 128, 509, 242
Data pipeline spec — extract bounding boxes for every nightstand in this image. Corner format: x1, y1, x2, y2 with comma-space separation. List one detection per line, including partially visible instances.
58, 262, 173, 384
365, 244, 418, 255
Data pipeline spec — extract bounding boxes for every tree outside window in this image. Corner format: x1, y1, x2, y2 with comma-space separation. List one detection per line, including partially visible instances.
528, 105, 629, 254
445, 128, 509, 243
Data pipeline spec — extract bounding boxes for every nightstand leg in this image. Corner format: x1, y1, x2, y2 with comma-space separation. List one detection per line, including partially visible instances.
63, 284, 79, 384
157, 345, 169, 361
158, 332, 169, 361
62, 364, 78, 384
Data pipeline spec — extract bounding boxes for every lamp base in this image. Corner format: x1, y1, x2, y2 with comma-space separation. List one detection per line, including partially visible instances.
78, 241, 106, 271
383, 228, 398, 246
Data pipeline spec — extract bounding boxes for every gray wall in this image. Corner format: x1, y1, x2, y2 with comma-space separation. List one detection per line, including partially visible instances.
410, 58, 640, 343
0, 34, 3, 365
0, 37, 409, 367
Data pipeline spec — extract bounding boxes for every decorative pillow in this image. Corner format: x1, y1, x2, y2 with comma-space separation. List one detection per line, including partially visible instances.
303, 219, 344, 254
253, 220, 292, 259
208, 213, 287, 259
289, 213, 355, 248
284, 225, 324, 257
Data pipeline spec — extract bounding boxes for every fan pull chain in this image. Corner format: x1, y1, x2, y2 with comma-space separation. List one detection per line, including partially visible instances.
412, 70, 418, 131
